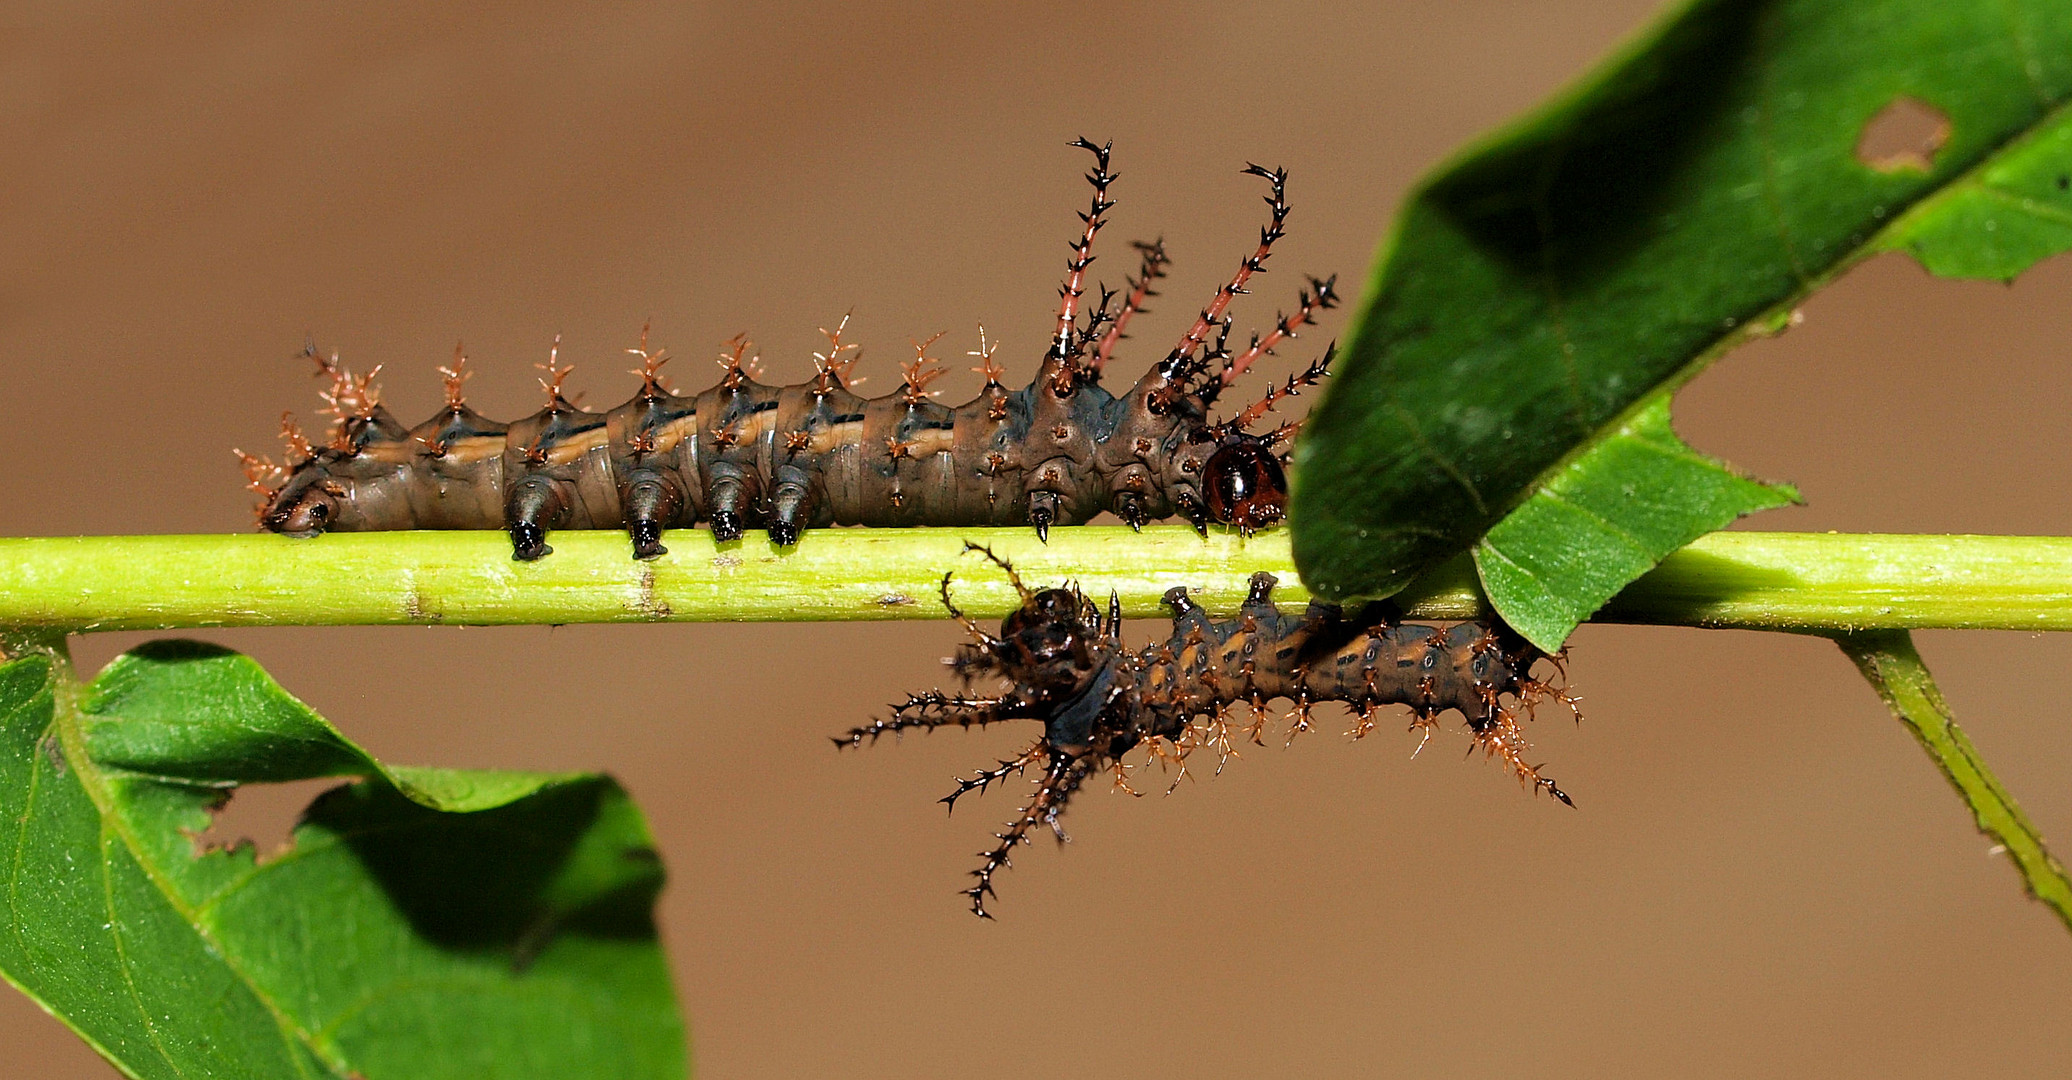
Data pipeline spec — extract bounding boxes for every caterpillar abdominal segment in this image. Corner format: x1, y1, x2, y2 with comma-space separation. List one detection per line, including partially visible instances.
240, 140, 1339, 560
835, 545, 1583, 919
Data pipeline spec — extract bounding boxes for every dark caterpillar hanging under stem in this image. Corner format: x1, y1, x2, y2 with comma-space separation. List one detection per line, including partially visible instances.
237, 139, 1338, 560
836, 545, 1582, 919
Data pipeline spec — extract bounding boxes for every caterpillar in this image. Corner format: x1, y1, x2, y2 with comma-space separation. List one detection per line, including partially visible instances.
237, 140, 1338, 560
836, 546, 1581, 918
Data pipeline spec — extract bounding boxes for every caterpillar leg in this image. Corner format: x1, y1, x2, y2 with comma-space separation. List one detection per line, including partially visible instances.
705, 467, 755, 543
1112, 490, 1151, 531
505, 474, 571, 561
1158, 584, 1220, 644
767, 473, 815, 548
1173, 490, 1210, 536
1026, 490, 1061, 543
623, 471, 686, 559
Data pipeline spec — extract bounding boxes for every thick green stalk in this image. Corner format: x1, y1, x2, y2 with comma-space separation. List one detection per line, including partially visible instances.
1835, 630, 2072, 931
0, 528, 2070, 633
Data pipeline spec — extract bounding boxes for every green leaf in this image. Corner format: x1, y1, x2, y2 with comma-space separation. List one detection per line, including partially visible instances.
0, 642, 685, 1079
1879, 100, 2072, 278
1473, 394, 1797, 650
1291, 0, 2072, 637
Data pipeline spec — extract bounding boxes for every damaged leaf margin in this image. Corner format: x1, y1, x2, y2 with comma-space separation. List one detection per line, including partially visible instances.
1292, 0, 2072, 649
0, 641, 685, 1080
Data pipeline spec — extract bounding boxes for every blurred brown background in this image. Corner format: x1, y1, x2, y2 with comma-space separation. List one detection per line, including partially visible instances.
5, 2, 2072, 1077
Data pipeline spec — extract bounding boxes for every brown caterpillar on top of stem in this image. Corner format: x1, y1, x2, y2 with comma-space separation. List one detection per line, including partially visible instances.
836, 545, 1583, 919
237, 140, 1338, 560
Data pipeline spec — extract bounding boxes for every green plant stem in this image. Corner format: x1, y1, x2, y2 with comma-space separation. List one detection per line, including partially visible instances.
1835, 630, 2072, 931
7, 528, 2068, 934
0, 528, 2068, 633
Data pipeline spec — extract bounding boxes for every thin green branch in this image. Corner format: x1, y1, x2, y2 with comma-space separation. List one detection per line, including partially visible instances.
0, 528, 2068, 633
1834, 630, 2072, 931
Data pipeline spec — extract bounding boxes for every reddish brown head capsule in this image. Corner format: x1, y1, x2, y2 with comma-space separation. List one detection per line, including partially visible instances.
1201, 440, 1287, 532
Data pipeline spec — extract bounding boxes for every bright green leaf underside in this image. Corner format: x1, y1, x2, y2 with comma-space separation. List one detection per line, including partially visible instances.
1291, 0, 2072, 644
0, 642, 685, 1079
1474, 395, 1797, 650
1882, 94, 2072, 276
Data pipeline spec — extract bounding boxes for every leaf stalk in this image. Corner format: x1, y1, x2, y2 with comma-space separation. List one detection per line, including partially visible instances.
1834, 629, 2072, 931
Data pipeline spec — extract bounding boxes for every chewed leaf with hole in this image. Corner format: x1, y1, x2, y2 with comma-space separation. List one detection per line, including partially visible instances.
1877, 96, 2072, 279
1856, 96, 1952, 173
0, 644, 684, 1080
1292, 0, 2072, 650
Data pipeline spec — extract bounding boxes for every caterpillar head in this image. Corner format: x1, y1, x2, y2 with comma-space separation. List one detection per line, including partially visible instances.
1201, 436, 1288, 533
1172, 342, 1330, 534
260, 465, 341, 537
996, 585, 1102, 696
1167, 428, 1288, 535
945, 544, 1111, 708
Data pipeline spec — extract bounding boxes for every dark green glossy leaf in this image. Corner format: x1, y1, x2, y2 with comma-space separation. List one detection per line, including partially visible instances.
1291, 0, 2072, 644
0, 642, 685, 1079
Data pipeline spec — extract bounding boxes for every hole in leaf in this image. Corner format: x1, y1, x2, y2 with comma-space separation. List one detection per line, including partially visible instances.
1856, 96, 1950, 173
187, 776, 351, 862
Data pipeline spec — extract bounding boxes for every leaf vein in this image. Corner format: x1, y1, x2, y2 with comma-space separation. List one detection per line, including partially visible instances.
194, 828, 354, 918
1385, 402, 1489, 517
1535, 487, 1656, 558
55, 659, 328, 1077
1752, 26, 1812, 289
103, 824, 193, 1079
5, 712, 51, 964
1974, 180, 2072, 226
1994, 0, 2052, 106
1475, 539, 1562, 607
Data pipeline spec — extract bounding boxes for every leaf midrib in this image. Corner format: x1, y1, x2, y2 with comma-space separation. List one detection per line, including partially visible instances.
44, 648, 333, 1080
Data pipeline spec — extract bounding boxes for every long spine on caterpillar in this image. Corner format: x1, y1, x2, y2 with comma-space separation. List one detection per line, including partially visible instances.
838, 550, 1581, 918
251, 143, 1337, 558
1090, 239, 1170, 375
